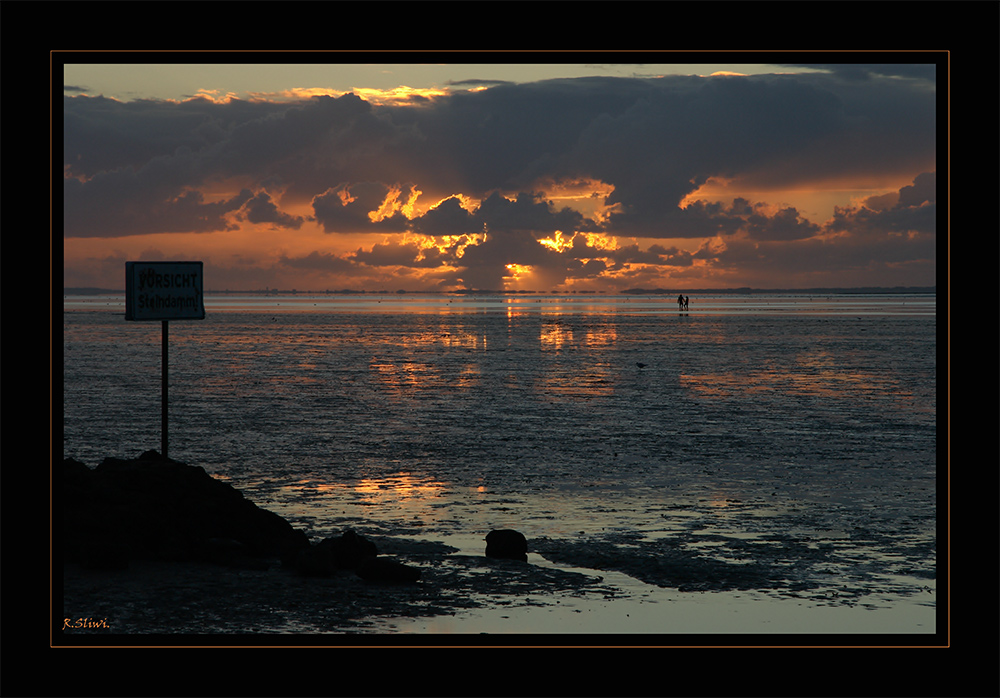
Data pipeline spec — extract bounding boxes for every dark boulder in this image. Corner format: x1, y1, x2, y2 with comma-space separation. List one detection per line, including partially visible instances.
195, 537, 270, 570
485, 529, 528, 562
59, 452, 310, 569
318, 529, 379, 568
290, 529, 379, 577
292, 544, 338, 577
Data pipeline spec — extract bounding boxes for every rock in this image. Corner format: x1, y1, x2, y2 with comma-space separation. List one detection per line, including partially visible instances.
356, 557, 421, 584
195, 537, 270, 570
291, 529, 379, 577
292, 544, 337, 577
60, 453, 310, 568
63, 457, 92, 484
485, 529, 528, 562
318, 529, 379, 568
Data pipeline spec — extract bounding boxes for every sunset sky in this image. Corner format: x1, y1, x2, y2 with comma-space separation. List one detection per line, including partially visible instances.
59, 56, 940, 293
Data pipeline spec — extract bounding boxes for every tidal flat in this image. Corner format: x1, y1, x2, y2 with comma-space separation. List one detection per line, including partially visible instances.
59, 293, 939, 642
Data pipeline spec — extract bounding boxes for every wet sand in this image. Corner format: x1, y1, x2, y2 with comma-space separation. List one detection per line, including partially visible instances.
58, 527, 936, 643
59, 296, 939, 645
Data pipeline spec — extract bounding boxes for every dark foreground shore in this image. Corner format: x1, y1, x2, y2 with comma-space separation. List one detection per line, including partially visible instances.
56, 451, 617, 639
56, 450, 936, 641
60, 542, 618, 637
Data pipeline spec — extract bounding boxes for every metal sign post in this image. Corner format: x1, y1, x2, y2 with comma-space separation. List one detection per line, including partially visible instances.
125, 261, 205, 459
162, 319, 169, 457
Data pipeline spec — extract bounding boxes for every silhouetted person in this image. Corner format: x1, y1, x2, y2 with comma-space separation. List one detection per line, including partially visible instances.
684, 296, 689, 311
677, 294, 684, 310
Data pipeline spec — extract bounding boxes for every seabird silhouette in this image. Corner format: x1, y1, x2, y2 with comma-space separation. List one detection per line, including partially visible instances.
636, 362, 646, 369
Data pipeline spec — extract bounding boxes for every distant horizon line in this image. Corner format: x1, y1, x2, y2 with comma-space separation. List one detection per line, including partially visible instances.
63, 285, 937, 296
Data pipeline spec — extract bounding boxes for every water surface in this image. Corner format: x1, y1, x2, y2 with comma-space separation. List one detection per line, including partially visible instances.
60, 293, 938, 636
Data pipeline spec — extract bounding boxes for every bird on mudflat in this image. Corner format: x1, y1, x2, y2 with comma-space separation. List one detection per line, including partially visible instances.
636, 362, 646, 369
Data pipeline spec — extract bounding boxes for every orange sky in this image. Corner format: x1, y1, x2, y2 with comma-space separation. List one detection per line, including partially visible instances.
60, 60, 940, 292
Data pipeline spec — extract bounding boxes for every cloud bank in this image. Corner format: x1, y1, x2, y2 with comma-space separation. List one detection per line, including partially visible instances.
62, 68, 938, 291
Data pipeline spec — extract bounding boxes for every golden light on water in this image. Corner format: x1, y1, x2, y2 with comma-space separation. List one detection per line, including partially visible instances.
280, 474, 449, 502
368, 358, 434, 394
584, 324, 618, 347
353, 473, 448, 502
539, 319, 573, 350
273, 474, 455, 526
366, 325, 490, 393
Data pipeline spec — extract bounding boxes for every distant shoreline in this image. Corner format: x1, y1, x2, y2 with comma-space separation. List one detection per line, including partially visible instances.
63, 286, 937, 297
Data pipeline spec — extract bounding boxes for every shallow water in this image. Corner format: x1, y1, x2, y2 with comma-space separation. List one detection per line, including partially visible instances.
59, 293, 938, 637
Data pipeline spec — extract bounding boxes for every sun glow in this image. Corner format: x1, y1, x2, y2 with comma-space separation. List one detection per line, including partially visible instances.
406, 231, 487, 261
537, 230, 574, 253
192, 89, 243, 104
579, 231, 619, 251
243, 85, 450, 106
368, 184, 423, 222
536, 177, 620, 224
351, 85, 450, 106
505, 263, 532, 281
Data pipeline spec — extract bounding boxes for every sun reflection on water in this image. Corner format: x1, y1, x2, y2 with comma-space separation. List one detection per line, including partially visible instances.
352, 473, 449, 502
267, 473, 460, 533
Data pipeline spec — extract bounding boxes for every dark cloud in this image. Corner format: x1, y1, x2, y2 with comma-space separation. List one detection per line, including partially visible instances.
312, 182, 412, 233
64, 73, 935, 239
565, 75, 851, 236
697, 172, 938, 287
351, 240, 426, 268
64, 95, 284, 178
744, 206, 820, 242
897, 171, 936, 208
64, 167, 252, 238
62, 68, 937, 288
409, 196, 479, 237
242, 191, 304, 229
279, 250, 355, 273
607, 243, 694, 268
657, 200, 746, 239
825, 172, 937, 240
473, 191, 586, 235
208, 93, 388, 192
446, 78, 514, 88
455, 229, 562, 290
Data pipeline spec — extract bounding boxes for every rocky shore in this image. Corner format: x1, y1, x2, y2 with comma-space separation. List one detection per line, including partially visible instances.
60, 450, 310, 570
57, 451, 615, 636
56, 451, 934, 638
